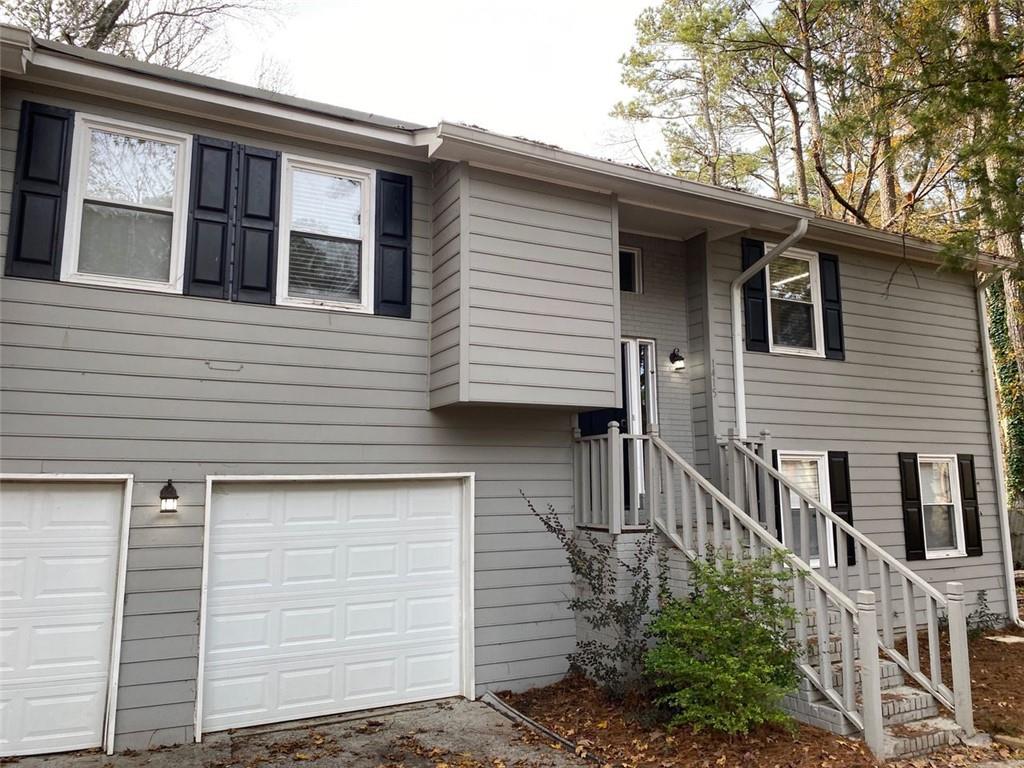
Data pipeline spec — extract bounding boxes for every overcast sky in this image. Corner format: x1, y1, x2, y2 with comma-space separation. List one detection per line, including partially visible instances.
220, 0, 661, 164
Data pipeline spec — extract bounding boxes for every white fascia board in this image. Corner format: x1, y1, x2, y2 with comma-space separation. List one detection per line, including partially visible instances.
17, 50, 432, 160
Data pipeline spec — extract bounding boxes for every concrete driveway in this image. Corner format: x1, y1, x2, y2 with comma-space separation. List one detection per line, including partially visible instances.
4, 699, 585, 768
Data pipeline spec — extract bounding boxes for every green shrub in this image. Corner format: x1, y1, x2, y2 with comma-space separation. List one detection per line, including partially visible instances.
645, 550, 801, 734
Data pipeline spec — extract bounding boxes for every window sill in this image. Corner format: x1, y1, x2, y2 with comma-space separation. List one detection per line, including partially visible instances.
766, 346, 826, 359
924, 549, 968, 560
276, 295, 373, 315
62, 271, 182, 294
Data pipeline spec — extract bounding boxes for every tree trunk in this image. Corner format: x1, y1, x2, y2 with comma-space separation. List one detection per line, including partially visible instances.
795, 0, 832, 216
775, 69, 809, 206
878, 131, 898, 223
85, 0, 131, 50
984, 0, 1024, 380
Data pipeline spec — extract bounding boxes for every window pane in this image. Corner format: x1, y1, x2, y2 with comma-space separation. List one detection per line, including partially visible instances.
924, 503, 957, 551
772, 299, 814, 349
85, 129, 176, 208
782, 458, 822, 558
770, 256, 812, 302
79, 203, 172, 282
288, 233, 360, 303
619, 250, 637, 292
638, 342, 653, 431
291, 169, 361, 240
920, 460, 953, 505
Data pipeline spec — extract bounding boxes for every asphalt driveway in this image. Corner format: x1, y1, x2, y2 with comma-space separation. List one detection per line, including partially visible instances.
3, 699, 585, 768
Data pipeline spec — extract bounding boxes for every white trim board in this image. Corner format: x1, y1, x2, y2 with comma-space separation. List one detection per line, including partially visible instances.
194, 471, 476, 742
0, 472, 134, 757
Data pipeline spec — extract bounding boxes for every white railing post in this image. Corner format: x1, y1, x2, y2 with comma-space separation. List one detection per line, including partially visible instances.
572, 427, 582, 527
946, 582, 976, 736
607, 421, 623, 535
726, 428, 740, 505
760, 429, 776, 538
857, 590, 885, 758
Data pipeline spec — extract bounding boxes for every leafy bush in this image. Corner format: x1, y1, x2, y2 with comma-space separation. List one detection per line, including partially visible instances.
645, 550, 800, 734
523, 493, 664, 696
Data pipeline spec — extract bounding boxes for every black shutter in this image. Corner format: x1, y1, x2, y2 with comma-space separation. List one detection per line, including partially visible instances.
374, 171, 413, 318
898, 452, 926, 561
827, 451, 856, 565
5, 102, 75, 280
741, 238, 769, 352
957, 454, 983, 557
184, 136, 237, 298
819, 253, 845, 360
232, 146, 279, 305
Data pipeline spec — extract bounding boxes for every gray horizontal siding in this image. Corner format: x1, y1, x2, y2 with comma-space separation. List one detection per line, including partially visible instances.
618, 232, 693, 461
706, 233, 1010, 617
462, 168, 618, 408
430, 160, 463, 407
0, 84, 577, 750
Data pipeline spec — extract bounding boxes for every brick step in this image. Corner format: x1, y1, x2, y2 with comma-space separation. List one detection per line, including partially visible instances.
883, 716, 964, 759
796, 659, 904, 700
880, 686, 940, 726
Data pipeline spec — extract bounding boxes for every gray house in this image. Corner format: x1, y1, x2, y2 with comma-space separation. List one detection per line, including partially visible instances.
0, 25, 1019, 760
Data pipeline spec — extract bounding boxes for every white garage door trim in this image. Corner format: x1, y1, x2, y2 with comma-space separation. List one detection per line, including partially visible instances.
194, 472, 475, 742
0, 473, 133, 757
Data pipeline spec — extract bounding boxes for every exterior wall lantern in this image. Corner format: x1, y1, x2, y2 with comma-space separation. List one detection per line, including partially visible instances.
669, 348, 685, 371
159, 479, 179, 513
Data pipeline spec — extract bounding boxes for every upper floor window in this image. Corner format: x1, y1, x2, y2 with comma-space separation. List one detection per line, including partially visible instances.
917, 455, 965, 558
62, 114, 191, 292
766, 247, 824, 356
619, 246, 642, 293
277, 156, 374, 313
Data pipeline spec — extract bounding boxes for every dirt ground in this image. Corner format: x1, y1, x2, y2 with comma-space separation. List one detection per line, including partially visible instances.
504, 673, 1024, 768
966, 626, 1024, 736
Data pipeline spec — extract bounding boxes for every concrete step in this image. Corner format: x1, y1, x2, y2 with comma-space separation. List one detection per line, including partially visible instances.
883, 716, 964, 759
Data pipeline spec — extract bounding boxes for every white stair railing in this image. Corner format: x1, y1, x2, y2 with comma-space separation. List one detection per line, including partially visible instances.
642, 429, 883, 747
720, 433, 975, 736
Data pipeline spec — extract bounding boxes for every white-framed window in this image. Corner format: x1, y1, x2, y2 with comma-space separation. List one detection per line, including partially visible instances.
765, 245, 824, 357
276, 154, 375, 313
619, 246, 643, 294
61, 114, 192, 293
778, 450, 835, 568
917, 455, 966, 559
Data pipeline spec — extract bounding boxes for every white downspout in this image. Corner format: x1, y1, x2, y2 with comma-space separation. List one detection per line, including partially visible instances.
730, 218, 809, 439
976, 272, 1023, 628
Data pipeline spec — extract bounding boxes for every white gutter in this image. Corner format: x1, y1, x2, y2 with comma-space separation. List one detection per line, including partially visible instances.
975, 272, 1024, 628
730, 218, 809, 439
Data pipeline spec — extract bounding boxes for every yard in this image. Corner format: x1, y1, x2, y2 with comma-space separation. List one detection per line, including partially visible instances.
504, 626, 1024, 768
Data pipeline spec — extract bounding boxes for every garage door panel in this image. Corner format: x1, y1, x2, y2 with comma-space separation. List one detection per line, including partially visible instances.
202, 639, 461, 730
0, 480, 124, 757
202, 479, 466, 733
205, 589, 460, 663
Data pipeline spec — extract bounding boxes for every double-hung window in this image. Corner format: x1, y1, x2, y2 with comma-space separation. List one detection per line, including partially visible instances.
766, 247, 824, 356
778, 450, 835, 568
62, 115, 191, 292
277, 156, 374, 312
917, 455, 966, 558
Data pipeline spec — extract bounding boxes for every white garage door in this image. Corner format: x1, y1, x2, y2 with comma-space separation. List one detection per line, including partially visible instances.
0, 481, 125, 757
201, 477, 468, 733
